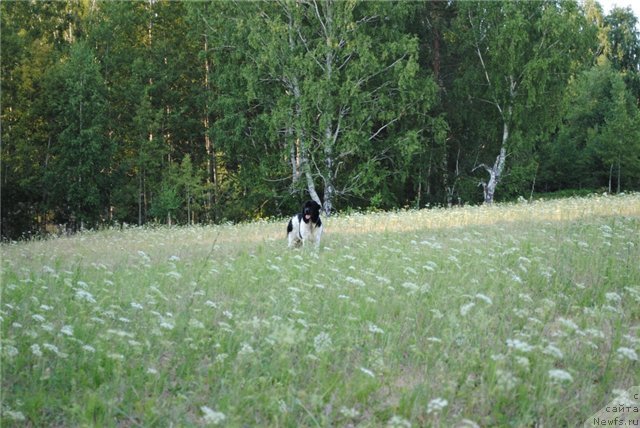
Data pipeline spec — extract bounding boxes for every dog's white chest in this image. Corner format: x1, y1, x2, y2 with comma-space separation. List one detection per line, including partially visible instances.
299, 221, 316, 239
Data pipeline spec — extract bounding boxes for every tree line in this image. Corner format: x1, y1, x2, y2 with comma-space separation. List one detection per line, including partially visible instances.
2, 0, 640, 239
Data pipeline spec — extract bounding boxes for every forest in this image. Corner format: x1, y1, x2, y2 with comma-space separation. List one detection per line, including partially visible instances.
2, 0, 640, 239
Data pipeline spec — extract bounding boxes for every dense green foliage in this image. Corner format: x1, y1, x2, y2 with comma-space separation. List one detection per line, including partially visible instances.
2, 0, 640, 238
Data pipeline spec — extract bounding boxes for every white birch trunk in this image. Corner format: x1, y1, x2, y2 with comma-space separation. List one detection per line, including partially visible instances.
483, 120, 509, 204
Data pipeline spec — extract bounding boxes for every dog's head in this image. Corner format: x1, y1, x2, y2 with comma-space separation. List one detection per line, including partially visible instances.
302, 200, 321, 224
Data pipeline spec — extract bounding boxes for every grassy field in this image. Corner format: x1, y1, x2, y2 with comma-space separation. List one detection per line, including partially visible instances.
1, 194, 639, 427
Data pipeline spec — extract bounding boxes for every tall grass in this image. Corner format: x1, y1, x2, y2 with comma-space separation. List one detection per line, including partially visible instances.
2, 194, 639, 426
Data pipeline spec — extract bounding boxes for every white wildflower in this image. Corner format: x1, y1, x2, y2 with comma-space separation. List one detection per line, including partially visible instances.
60, 325, 74, 336
201, 406, 226, 425
4, 345, 19, 358
367, 322, 385, 334
623, 334, 640, 345
426, 397, 448, 414
107, 353, 125, 361
107, 329, 134, 338
422, 261, 438, 271
3, 409, 26, 422
518, 293, 533, 303
401, 282, 419, 293
548, 369, 573, 383
147, 367, 159, 375
603, 304, 621, 314
496, 369, 518, 392
82, 345, 96, 353
558, 317, 579, 331
605, 292, 622, 304
75, 289, 96, 303
32, 314, 46, 323
404, 267, 418, 276
345, 276, 366, 287
460, 302, 475, 316
31, 344, 43, 357
166, 271, 182, 280
543, 344, 564, 359
359, 367, 375, 378
340, 406, 360, 418
513, 308, 529, 318
40, 305, 53, 311
131, 302, 144, 310
238, 343, 255, 356
42, 343, 59, 354
376, 275, 391, 284
506, 338, 534, 353
616, 347, 638, 361
267, 263, 281, 272
313, 332, 333, 354
218, 322, 232, 332
430, 309, 444, 319
527, 316, 542, 325
189, 318, 205, 329
159, 321, 175, 330
515, 356, 530, 370
475, 293, 493, 305
387, 415, 411, 427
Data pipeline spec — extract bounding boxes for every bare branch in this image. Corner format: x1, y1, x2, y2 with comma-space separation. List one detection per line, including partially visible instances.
311, 0, 328, 39
468, 9, 504, 119
369, 117, 400, 141
356, 54, 407, 88
472, 163, 492, 174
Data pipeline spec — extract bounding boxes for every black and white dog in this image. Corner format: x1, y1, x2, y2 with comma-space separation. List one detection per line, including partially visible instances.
287, 200, 323, 249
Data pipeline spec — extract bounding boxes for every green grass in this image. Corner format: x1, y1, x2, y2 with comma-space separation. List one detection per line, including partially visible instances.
2, 194, 639, 427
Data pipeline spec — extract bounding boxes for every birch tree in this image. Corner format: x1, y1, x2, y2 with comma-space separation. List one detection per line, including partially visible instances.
454, 0, 590, 203
228, 0, 433, 215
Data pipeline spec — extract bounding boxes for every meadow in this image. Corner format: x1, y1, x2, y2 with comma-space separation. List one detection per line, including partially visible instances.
1, 194, 639, 427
